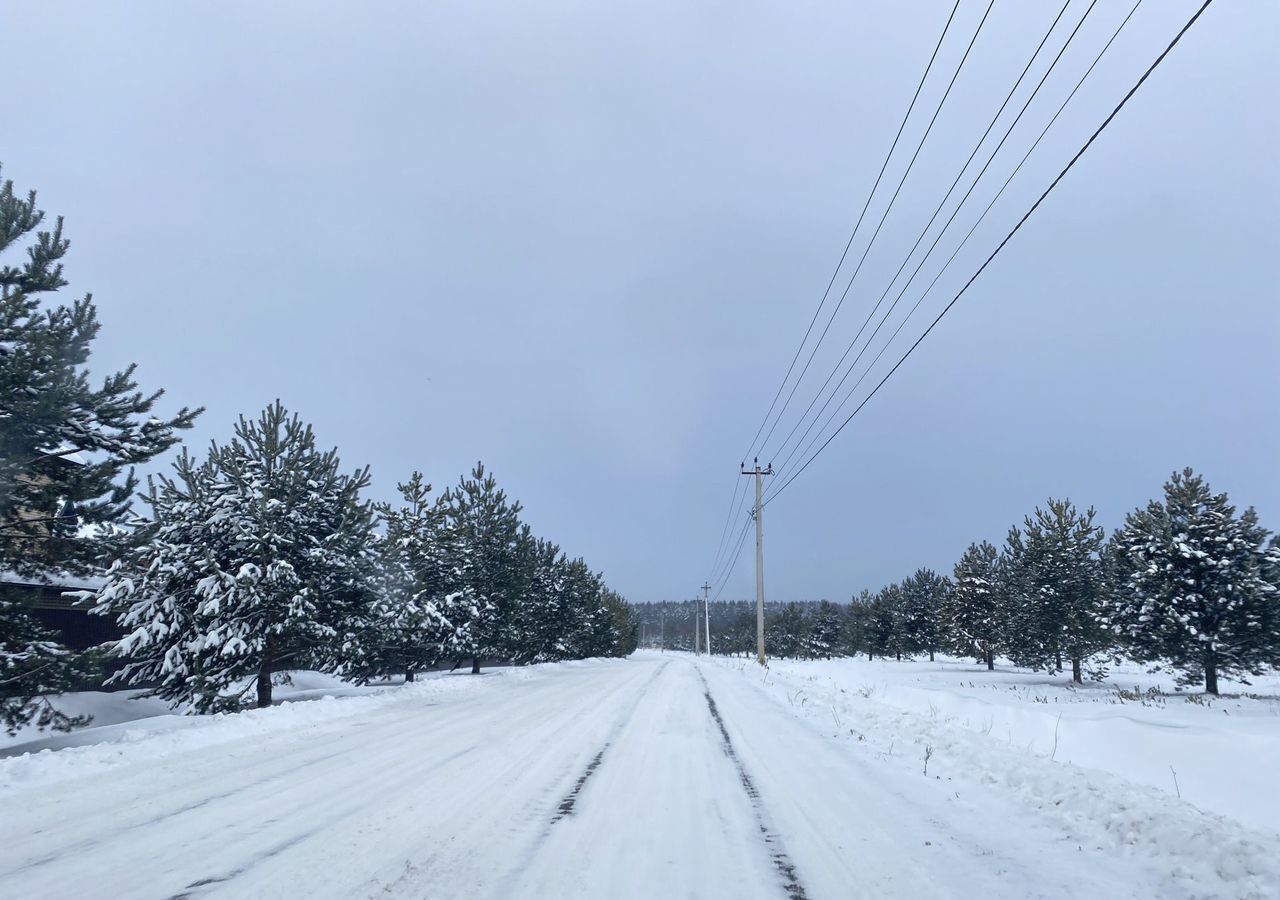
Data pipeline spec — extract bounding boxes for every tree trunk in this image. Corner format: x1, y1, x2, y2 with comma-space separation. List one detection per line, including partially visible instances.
471, 657, 481, 675
928, 649, 935, 662
1205, 655, 1219, 695
405, 669, 415, 683
256, 638, 274, 709
1055, 652, 1062, 672
867, 650, 873, 661
895, 652, 901, 661
985, 648, 994, 671
1071, 657, 1082, 685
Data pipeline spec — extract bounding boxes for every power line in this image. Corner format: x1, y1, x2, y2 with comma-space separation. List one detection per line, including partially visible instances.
756, 0, 996, 463
770, 0, 1098, 482
706, 471, 746, 580
771, 0, 1141, 493
740, 0, 964, 465
764, 0, 1214, 507
766, 0, 1079, 476
711, 0, 967, 583
711, 515, 754, 602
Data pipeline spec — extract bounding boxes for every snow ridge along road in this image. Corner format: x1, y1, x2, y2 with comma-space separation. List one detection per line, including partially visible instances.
1, 653, 1276, 899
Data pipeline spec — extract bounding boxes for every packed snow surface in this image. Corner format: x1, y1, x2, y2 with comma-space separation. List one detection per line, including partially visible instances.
1, 653, 1277, 899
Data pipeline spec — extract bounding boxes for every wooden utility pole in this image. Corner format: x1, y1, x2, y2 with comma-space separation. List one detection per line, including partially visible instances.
741, 458, 772, 666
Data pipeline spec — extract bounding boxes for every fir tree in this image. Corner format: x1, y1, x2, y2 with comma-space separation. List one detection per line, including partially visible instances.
94, 403, 376, 711
1002, 499, 1110, 683
1111, 468, 1279, 694
946, 541, 1002, 670
0, 165, 199, 733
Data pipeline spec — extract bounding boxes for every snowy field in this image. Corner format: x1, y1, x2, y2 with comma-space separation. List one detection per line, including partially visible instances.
1, 653, 1277, 899
754, 654, 1280, 833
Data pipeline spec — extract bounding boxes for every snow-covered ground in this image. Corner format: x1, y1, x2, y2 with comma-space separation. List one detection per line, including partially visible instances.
0, 671, 404, 757
753, 654, 1280, 833
0, 653, 1276, 899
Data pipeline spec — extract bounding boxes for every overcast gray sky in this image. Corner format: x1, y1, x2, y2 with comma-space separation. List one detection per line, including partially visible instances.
4, 0, 1276, 604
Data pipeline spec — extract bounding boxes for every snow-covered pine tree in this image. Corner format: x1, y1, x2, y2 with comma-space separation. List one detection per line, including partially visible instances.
94, 403, 377, 710
804, 600, 843, 659
897, 569, 950, 661
0, 166, 199, 733
767, 602, 810, 658
561, 557, 615, 658
600, 589, 638, 657
1002, 499, 1110, 683
1111, 468, 1279, 694
351, 472, 470, 682
505, 534, 568, 663
946, 541, 1002, 670
436, 463, 522, 673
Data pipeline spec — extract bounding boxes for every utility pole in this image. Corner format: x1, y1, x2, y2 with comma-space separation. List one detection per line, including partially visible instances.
693, 596, 700, 656
741, 458, 773, 666
700, 582, 712, 656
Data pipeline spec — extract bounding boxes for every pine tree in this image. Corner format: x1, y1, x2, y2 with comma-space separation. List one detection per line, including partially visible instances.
94, 403, 376, 711
437, 463, 522, 673
1111, 468, 1279, 694
946, 541, 1002, 670
897, 569, 950, 661
1003, 499, 1110, 683
350, 472, 470, 682
505, 534, 570, 663
600, 589, 638, 657
0, 165, 199, 733
879, 583, 913, 661
768, 602, 810, 658
847, 588, 896, 660
805, 600, 843, 659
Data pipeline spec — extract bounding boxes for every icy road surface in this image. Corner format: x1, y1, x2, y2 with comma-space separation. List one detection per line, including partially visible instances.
1, 654, 1272, 899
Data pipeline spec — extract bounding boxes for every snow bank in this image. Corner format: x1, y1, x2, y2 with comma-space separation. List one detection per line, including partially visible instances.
0, 667, 532, 796
720, 655, 1280, 900
749, 655, 1280, 832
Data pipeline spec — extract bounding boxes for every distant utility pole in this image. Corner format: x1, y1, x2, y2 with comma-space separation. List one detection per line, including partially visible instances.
700, 582, 712, 656
693, 596, 701, 656
741, 458, 773, 666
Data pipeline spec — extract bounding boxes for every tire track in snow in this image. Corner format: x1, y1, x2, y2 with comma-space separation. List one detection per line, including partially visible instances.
547, 660, 668, 826
159, 741, 480, 899
478, 661, 670, 900
697, 667, 808, 900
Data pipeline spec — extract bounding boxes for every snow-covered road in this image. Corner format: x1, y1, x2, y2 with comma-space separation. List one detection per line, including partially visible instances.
0, 654, 1269, 899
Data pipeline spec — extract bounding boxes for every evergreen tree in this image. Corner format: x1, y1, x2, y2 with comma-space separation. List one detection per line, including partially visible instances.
879, 583, 912, 660
505, 534, 570, 663
805, 600, 843, 659
94, 403, 376, 711
437, 463, 522, 673
946, 541, 1002, 670
897, 569, 949, 661
847, 588, 896, 660
1111, 468, 1279, 694
768, 602, 810, 658
350, 472, 471, 682
0, 165, 199, 733
1002, 499, 1110, 683
600, 589, 638, 657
